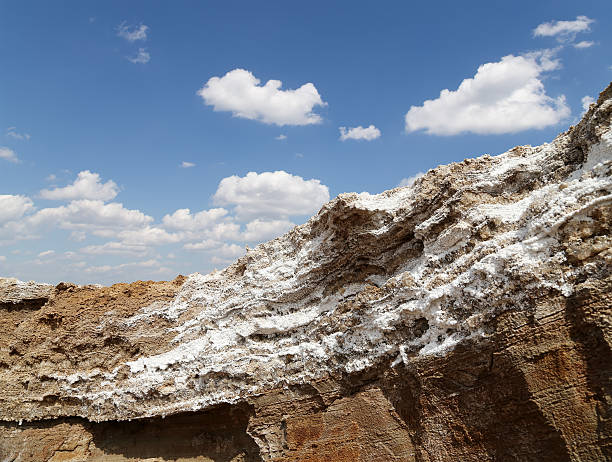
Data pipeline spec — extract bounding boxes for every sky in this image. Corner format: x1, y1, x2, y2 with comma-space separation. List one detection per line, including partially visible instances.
1, 1, 611, 285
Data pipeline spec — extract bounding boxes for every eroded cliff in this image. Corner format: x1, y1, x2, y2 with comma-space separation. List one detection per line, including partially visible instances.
1, 83, 611, 461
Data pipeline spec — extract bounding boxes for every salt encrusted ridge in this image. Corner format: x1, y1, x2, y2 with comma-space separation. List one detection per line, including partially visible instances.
0, 278, 54, 304
2, 84, 611, 423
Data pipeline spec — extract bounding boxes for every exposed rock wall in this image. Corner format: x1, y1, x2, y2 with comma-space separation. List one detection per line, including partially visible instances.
1, 83, 610, 461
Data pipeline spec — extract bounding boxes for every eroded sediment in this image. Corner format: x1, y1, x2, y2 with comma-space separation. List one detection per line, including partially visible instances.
1, 84, 610, 461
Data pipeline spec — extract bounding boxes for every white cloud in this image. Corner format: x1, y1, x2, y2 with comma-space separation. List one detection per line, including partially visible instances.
339, 125, 381, 141
6, 127, 30, 140
581, 95, 595, 113
46, 174, 57, 182
214, 243, 245, 258
197, 69, 326, 126
38, 250, 55, 258
40, 171, 119, 201
574, 40, 595, 49
83, 259, 166, 275
162, 208, 228, 231
533, 16, 594, 41
113, 227, 181, 246
213, 170, 330, 219
0, 256, 6, 262
117, 22, 149, 42
240, 219, 295, 242
275, 134, 287, 140
180, 161, 196, 168
127, 48, 150, 64
405, 53, 570, 135
29, 200, 152, 232
398, 172, 425, 188
183, 239, 220, 251
80, 241, 149, 256
186, 242, 244, 258
0, 147, 19, 163
0, 195, 34, 223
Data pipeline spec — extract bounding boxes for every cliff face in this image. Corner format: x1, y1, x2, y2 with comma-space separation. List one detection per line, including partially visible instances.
1, 84, 611, 462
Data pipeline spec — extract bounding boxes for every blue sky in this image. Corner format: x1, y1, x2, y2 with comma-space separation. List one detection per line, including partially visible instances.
1, 1, 610, 284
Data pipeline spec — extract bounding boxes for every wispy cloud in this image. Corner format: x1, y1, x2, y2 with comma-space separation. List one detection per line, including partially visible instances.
117, 22, 149, 42
533, 16, 594, 42
127, 48, 150, 64
180, 161, 196, 168
6, 127, 30, 141
573, 40, 595, 49
275, 134, 287, 140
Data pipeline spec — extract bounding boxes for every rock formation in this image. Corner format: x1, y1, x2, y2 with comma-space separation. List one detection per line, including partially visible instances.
1, 83, 610, 461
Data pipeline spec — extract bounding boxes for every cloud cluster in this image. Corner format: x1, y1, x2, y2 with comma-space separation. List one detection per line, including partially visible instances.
405, 53, 570, 135
198, 69, 326, 126
339, 125, 381, 141
117, 22, 151, 64
1, 170, 330, 278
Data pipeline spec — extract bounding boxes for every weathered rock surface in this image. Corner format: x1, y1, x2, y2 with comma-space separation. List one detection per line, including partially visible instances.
1, 83, 611, 461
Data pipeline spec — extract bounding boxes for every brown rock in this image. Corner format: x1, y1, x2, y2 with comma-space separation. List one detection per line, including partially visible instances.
0, 84, 611, 461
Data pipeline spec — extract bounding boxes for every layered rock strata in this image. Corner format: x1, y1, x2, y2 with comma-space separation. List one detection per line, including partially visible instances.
1, 84, 611, 461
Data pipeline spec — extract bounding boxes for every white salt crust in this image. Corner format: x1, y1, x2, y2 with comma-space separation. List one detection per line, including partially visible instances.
40, 121, 612, 421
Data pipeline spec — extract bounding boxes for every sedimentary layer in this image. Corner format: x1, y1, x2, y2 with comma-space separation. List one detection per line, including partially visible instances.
1, 84, 610, 461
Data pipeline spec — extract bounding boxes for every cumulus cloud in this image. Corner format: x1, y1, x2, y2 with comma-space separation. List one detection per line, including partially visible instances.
0, 195, 34, 223
574, 40, 595, 49
1, 168, 330, 281
29, 200, 152, 232
533, 16, 594, 41
117, 22, 149, 42
127, 48, 150, 64
397, 172, 425, 188
38, 250, 55, 258
197, 69, 326, 126
180, 161, 195, 168
404, 53, 570, 135
0, 147, 19, 163
6, 127, 30, 141
213, 170, 329, 219
241, 219, 295, 242
40, 171, 119, 201
162, 208, 228, 231
339, 125, 381, 141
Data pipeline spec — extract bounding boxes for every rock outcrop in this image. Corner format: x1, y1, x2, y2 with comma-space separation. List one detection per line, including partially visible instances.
1, 83, 611, 461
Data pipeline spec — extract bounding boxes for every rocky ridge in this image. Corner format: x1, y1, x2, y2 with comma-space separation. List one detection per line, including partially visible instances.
0, 83, 610, 461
